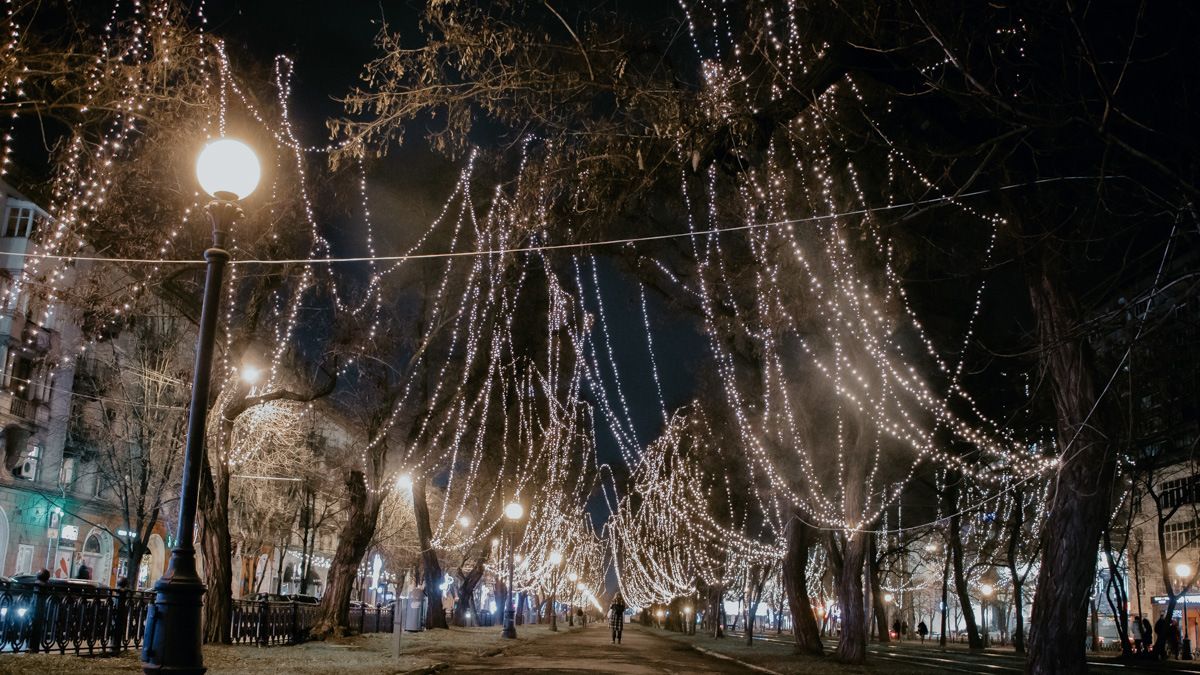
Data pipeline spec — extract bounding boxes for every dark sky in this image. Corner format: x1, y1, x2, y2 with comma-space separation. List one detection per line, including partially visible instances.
203, 0, 707, 549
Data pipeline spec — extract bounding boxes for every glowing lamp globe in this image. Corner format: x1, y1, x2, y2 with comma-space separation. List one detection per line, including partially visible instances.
239, 364, 262, 385
458, 516, 471, 528
1177, 563, 1193, 578
549, 551, 563, 566
196, 138, 260, 200
504, 501, 524, 520
397, 473, 413, 490
980, 583, 994, 597
568, 573, 578, 583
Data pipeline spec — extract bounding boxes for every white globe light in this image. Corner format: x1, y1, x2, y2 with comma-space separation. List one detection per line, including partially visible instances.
568, 573, 578, 583
196, 138, 261, 200
396, 473, 413, 490
549, 551, 563, 566
458, 516, 471, 528
883, 593, 894, 603
1178, 563, 1193, 579
980, 583, 994, 597
504, 501, 524, 520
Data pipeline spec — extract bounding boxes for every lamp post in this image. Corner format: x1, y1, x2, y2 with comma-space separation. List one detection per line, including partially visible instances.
502, 501, 524, 639
883, 593, 894, 638
141, 138, 260, 674
1177, 563, 1194, 660
548, 551, 563, 631
980, 584, 994, 648
567, 572, 578, 626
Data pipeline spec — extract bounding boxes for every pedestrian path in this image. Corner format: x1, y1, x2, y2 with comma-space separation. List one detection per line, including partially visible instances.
444, 623, 758, 674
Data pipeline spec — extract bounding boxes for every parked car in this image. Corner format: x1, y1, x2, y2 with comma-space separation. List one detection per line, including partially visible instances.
250, 592, 289, 603
349, 600, 373, 610
285, 594, 319, 605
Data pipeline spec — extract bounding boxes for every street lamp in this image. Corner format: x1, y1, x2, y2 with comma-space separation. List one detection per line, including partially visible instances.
980, 584, 994, 648
1177, 563, 1194, 659
502, 500, 524, 639
549, 550, 563, 632
141, 137, 260, 674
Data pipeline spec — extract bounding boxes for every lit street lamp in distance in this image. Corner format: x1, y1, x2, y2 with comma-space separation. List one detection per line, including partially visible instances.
1176, 563, 1194, 660
141, 137, 260, 674
980, 583, 994, 648
548, 550, 563, 632
501, 500, 524, 639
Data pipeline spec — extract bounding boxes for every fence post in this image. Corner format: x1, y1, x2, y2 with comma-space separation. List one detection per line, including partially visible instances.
359, 602, 366, 634
109, 580, 129, 655
257, 597, 269, 647
290, 601, 299, 644
29, 579, 48, 654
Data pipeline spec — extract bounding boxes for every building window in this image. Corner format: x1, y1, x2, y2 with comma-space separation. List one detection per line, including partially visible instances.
14, 544, 32, 575
1161, 476, 1200, 510
59, 456, 76, 488
14, 443, 40, 481
1164, 518, 1200, 553
2, 206, 34, 238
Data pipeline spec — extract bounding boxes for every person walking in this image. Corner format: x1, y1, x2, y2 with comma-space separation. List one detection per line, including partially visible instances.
892, 619, 901, 641
1155, 613, 1171, 660
610, 594, 627, 644
75, 561, 91, 580
1141, 615, 1154, 655
917, 620, 929, 644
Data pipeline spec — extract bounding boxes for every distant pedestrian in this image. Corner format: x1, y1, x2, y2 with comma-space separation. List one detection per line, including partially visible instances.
892, 619, 901, 641
917, 621, 929, 644
902, 621, 909, 639
1155, 613, 1170, 659
1171, 620, 1182, 659
35, 568, 50, 584
75, 562, 91, 580
609, 594, 627, 644
1141, 616, 1154, 654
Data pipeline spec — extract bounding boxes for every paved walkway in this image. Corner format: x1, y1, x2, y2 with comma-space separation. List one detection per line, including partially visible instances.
445, 623, 757, 674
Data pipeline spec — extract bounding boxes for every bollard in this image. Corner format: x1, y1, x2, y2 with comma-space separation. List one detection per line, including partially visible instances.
391, 602, 403, 659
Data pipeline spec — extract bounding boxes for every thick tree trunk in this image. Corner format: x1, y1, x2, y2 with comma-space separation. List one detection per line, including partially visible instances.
1025, 246, 1117, 675
707, 583, 725, 638
834, 533, 868, 664
454, 543, 490, 626
313, 471, 382, 636
868, 537, 890, 643
949, 496, 982, 649
199, 448, 233, 644
782, 517, 824, 656
412, 480, 449, 629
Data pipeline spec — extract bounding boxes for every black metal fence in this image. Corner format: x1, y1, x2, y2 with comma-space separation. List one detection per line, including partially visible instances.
230, 598, 322, 645
0, 580, 154, 655
0, 582, 395, 657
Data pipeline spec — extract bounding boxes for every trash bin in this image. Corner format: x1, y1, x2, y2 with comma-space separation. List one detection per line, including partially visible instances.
403, 596, 427, 632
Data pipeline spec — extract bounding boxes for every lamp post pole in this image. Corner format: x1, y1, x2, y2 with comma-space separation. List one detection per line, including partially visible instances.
141, 198, 236, 674
142, 138, 258, 674
501, 501, 522, 639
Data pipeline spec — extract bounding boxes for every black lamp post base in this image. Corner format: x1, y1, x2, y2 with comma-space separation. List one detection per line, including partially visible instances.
141, 549, 207, 674
502, 609, 518, 639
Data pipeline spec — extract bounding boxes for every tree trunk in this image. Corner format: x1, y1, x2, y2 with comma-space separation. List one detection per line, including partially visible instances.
454, 543, 490, 626
1101, 528, 1132, 657
782, 517, 824, 656
1025, 244, 1117, 675
1006, 489, 1027, 654
940, 541, 950, 647
199, 449, 233, 644
949, 496, 982, 649
313, 470, 382, 636
869, 536, 890, 644
834, 533, 868, 664
412, 479, 449, 629
707, 583, 725, 638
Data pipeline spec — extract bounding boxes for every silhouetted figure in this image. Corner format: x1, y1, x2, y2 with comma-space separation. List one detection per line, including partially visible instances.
609, 594, 627, 644
75, 562, 91, 580
1141, 616, 1154, 655
917, 621, 928, 644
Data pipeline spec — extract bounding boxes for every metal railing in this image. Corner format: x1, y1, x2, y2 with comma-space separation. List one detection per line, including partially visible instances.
230, 598, 322, 646
0, 580, 153, 655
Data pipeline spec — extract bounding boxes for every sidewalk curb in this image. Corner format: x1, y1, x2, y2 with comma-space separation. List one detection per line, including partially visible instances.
688, 644, 785, 675
399, 664, 448, 675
